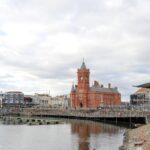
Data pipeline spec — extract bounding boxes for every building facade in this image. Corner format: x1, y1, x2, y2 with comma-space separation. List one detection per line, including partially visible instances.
130, 87, 150, 105
3, 91, 24, 107
24, 96, 34, 107
70, 61, 121, 109
0, 92, 5, 108
51, 95, 70, 108
32, 93, 52, 107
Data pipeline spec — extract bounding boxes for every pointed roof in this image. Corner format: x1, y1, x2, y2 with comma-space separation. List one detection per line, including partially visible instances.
80, 59, 86, 69
71, 84, 75, 92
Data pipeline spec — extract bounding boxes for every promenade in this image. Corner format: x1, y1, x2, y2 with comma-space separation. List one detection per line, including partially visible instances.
2, 107, 150, 125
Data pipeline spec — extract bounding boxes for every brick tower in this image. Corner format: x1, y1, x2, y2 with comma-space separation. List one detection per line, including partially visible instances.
77, 60, 90, 108
70, 60, 121, 109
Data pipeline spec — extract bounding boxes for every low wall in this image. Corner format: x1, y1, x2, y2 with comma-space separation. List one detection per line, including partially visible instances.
2, 108, 150, 125
33, 114, 146, 126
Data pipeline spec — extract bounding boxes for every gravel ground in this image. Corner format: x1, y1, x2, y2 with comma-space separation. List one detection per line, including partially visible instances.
120, 124, 150, 150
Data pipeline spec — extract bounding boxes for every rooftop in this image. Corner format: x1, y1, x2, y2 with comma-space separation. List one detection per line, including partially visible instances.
135, 88, 150, 94
80, 60, 86, 69
6, 91, 23, 94
90, 81, 119, 93
135, 83, 150, 89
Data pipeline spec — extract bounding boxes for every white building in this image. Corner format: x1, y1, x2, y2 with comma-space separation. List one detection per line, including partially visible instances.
51, 95, 70, 108
30, 93, 70, 108
32, 93, 52, 107
130, 88, 150, 105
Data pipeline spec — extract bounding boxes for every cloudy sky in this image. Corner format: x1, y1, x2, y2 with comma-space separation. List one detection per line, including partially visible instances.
0, 0, 150, 101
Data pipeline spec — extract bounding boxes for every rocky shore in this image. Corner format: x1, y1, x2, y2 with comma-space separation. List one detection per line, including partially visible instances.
120, 124, 150, 150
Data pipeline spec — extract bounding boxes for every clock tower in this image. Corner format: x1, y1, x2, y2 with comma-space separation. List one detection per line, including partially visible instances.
77, 60, 90, 108
70, 60, 121, 109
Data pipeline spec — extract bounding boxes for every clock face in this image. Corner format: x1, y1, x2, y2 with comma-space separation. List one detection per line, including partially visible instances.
80, 77, 83, 80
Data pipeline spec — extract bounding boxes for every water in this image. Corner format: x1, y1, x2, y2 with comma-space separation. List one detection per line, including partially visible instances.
0, 119, 125, 150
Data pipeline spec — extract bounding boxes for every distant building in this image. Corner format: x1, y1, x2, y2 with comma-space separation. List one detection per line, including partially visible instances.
51, 95, 70, 108
121, 101, 130, 106
64, 95, 70, 108
130, 86, 150, 105
32, 93, 52, 107
3, 91, 24, 107
24, 96, 34, 107
70, 61, 121, 109
51, 96, 62, 108
0, 92, 5, 108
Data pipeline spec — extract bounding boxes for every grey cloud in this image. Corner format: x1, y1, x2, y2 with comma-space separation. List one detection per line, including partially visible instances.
0, 31, 6, 36
0, 0, 150, 99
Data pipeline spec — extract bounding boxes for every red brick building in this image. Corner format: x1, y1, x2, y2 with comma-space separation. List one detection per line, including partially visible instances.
70, 61, 121, 108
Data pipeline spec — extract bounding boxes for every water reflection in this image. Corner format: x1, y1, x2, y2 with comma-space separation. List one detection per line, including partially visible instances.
71, 121, 123, 150
0, 119, 124, 150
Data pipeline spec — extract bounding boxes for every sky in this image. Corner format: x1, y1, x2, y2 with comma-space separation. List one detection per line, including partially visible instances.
0, 0, 150, 101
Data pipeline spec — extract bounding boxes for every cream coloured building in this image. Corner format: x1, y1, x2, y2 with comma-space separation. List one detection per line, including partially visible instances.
32, 93, 52, 107
51, 94, 70, 108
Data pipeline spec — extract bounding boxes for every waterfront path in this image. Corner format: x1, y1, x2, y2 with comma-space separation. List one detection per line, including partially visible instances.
3, 108, 150, 124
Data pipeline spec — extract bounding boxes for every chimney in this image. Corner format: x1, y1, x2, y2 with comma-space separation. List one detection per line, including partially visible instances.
108, 83, 111, 88
94, 81, 99, 87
